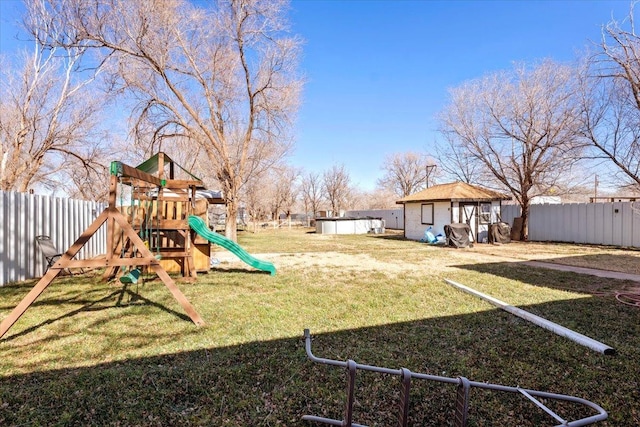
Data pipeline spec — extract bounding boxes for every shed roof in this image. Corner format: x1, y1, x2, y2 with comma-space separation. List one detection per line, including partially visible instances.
396, 181, 511, 204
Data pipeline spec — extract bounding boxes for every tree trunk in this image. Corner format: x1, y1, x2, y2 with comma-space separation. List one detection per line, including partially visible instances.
520, 201, 529, 241
225, 198, 238, 242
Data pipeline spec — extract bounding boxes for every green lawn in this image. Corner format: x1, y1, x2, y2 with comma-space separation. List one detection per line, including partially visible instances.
0, 229, 638, 426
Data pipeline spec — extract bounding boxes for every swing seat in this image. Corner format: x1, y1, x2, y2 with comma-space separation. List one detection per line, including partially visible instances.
120, 268, 141, 284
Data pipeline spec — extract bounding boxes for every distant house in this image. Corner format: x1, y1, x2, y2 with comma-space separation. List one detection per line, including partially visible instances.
531, 195, 561, 204
396, 181, 511, 243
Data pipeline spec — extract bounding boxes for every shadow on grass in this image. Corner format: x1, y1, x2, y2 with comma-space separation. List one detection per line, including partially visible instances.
453, 256, 640, 296
207, 267, 275, 275
1, 286, 191, 343
1, 296, 639, 426
367, 232, 409, 242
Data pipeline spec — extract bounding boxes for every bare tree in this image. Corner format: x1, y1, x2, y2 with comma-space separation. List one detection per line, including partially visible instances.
345, 188, 371, 210
323, 164, 351, 216
435, 133, 487, 184
579, 4, 640, 188
367, 187, 399, 209
0, 1, 110, 196
59, 145, 112, 200
242, 164, 298, 229
258, 165, 299, 224
439, 60, 586, 240
377, 151, 438, 198
300, 171, 323, 219
272, 165, 300, 226
36, 0, 302, 241
243, 172, 270, 231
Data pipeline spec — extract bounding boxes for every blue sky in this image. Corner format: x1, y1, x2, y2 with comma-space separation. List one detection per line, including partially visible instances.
0, 0, 633, 191
288, 0, 631, 190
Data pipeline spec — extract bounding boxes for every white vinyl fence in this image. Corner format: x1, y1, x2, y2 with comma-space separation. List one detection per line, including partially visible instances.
501, 202, 640, 248
0, 191, 108, 286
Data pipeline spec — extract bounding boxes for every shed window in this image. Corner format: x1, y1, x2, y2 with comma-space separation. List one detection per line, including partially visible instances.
479, 202, 491, 224
421, 203, 434, 225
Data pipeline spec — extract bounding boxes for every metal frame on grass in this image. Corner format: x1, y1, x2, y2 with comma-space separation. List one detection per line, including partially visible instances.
302, 329, 607, 427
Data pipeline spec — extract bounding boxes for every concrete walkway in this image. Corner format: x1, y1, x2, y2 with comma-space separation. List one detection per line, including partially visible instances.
523, 261, 640, 282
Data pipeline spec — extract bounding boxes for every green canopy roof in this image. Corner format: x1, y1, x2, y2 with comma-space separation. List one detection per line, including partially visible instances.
135, 152, 204, 185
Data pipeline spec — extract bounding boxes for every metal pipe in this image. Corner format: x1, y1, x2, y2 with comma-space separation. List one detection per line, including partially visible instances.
302, 329, 608, 427
443, 279, 615, 355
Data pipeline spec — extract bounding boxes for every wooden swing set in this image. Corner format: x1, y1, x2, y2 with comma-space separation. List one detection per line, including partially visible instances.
0, 153, 218, 339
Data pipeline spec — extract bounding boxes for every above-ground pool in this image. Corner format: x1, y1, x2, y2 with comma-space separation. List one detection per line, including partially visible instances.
315, 217, 385, 235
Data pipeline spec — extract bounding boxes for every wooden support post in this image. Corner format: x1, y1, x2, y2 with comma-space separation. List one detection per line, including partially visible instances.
104, 175, 119, 280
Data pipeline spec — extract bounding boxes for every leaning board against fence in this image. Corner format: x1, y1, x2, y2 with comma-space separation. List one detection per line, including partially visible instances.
0, 191, 108, 286
501, 202, 640, 248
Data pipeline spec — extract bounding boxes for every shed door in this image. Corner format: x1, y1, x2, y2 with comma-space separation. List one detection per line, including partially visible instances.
459, 203, 477, 242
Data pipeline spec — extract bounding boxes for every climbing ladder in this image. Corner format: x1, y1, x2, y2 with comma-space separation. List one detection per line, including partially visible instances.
302, 329, 607, 427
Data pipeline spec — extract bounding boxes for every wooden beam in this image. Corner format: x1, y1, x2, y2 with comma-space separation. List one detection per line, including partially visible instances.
59, 258, 161, 268
156, 251, 190, 258
165, 180, 204, 189
113, 162, 164, 187
207, 197, 226, 205
159, 152, 166, 179
157, 219, 189, 230
0, 267, 63, 339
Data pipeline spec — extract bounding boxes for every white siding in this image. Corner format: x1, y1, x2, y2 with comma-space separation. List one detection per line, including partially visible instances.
404, 201, 451, 241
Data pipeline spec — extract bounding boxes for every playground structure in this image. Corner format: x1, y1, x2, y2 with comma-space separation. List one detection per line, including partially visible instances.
0, 152, 225, 339
107, 152, 221, 281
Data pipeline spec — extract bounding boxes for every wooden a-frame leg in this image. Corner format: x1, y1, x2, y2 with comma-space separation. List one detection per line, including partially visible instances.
0, 209, 111, 339
0, 267, 63, 339
150, 265, 204, 326
112, 211, 204, 326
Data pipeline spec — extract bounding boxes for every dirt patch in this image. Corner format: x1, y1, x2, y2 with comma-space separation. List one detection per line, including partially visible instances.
213, 251, 436, 275
211, 241, 640, 277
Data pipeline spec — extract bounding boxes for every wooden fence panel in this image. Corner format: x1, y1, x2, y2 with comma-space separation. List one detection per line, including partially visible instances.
0, 191, 107, 286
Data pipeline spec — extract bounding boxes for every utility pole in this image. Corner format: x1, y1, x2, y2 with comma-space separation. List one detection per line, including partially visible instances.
425, 164, 437, 188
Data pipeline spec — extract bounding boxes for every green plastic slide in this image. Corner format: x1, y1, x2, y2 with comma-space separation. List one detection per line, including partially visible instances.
188, 215, 276, 276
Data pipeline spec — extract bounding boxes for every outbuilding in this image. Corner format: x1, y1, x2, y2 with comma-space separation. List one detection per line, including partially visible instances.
396, 181, 511, 243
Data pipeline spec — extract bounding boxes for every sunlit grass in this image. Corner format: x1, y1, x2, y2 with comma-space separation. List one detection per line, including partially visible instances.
0, 229, 638, 425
